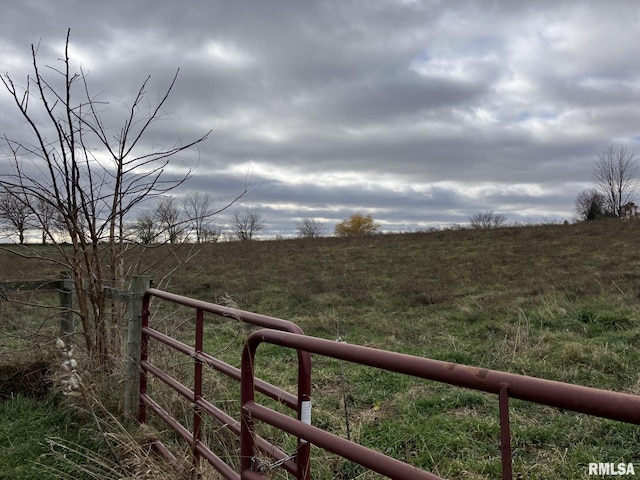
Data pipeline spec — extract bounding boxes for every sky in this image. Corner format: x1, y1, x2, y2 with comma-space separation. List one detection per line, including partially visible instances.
2, 0, 640, 238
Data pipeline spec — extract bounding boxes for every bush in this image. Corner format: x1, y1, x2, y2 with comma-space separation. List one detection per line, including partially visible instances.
334, 213, 380, 236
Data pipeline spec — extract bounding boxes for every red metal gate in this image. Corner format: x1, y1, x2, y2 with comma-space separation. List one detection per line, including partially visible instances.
139, 290, 640, 479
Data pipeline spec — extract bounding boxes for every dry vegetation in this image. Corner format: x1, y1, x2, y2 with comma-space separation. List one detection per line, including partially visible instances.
2, 219, 640, 478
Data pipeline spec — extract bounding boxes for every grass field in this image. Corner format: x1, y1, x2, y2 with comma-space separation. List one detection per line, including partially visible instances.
2, 219, 640, 478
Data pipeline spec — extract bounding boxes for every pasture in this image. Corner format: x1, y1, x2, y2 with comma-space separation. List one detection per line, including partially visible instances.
1, 219, 640, 478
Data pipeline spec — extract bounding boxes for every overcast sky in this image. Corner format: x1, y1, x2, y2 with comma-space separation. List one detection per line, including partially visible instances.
2, 1, 640, 237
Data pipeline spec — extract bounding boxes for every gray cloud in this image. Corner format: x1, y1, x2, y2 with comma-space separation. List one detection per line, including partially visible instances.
2, 1, 640, 237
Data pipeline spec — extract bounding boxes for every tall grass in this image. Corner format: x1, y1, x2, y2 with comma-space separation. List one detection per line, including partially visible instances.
2, 219, 640, 478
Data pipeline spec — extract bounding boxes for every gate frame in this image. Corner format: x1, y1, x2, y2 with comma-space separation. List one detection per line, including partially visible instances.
138, 289, 311, 479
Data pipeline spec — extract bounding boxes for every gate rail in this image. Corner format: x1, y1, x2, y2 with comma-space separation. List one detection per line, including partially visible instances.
138, 289, 311, 479
240, 329, 640, 480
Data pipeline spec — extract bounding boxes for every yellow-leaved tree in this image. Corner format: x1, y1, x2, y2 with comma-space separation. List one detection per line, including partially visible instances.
334, 213, 380, 236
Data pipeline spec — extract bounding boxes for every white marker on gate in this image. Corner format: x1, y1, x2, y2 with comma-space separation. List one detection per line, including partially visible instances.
300, 400, 312, 443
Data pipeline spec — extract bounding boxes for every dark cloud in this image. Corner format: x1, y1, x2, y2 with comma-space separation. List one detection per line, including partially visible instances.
2, 1, 640, 236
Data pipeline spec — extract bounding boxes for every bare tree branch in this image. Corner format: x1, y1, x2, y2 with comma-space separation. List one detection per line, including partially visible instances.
0, 30, 233, 365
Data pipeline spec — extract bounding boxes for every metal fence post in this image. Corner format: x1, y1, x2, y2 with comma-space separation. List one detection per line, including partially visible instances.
59, 271, 75, 340
124, 275, 151, 419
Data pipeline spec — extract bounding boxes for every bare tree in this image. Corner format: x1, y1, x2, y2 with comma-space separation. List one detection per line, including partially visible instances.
156, 197, 182, 244
575, 188, 606, 221
0, 30, 220, 364
232, 207, 264, 240
133, 210, 158, 244
469, 210, 507, 229
0, 189, 32, 244
183, 191, 213, 243
594, 144, 638, 217
296, 218, 327, 238
33, 196, 60, 244
201, 224, 222, 243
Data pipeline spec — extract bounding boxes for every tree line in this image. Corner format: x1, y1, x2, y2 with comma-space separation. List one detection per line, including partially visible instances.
0, 194, 333, 243
0, 197, 385, 243
0, 191, 409, 246
0, 190, 219, 245
7, 154, 638, 247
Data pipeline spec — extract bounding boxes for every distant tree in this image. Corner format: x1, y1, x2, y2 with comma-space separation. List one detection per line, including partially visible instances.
0, 189, 31, 244
133, 210, 158, 244
593, 144, 638, 217
232, 207, 264, 240
334, 213, 380, 236
201, 224, 222, 243
575, 189, 606, 221
296, 218, 327, 238
34, 196, 60, 244
469, 210, 507, 229
183, 191, 213, 243
156, 197, 182, 243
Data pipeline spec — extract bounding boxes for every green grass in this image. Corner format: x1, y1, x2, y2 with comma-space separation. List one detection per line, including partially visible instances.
3, 219, 640, 478
0, 395, 105, 480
